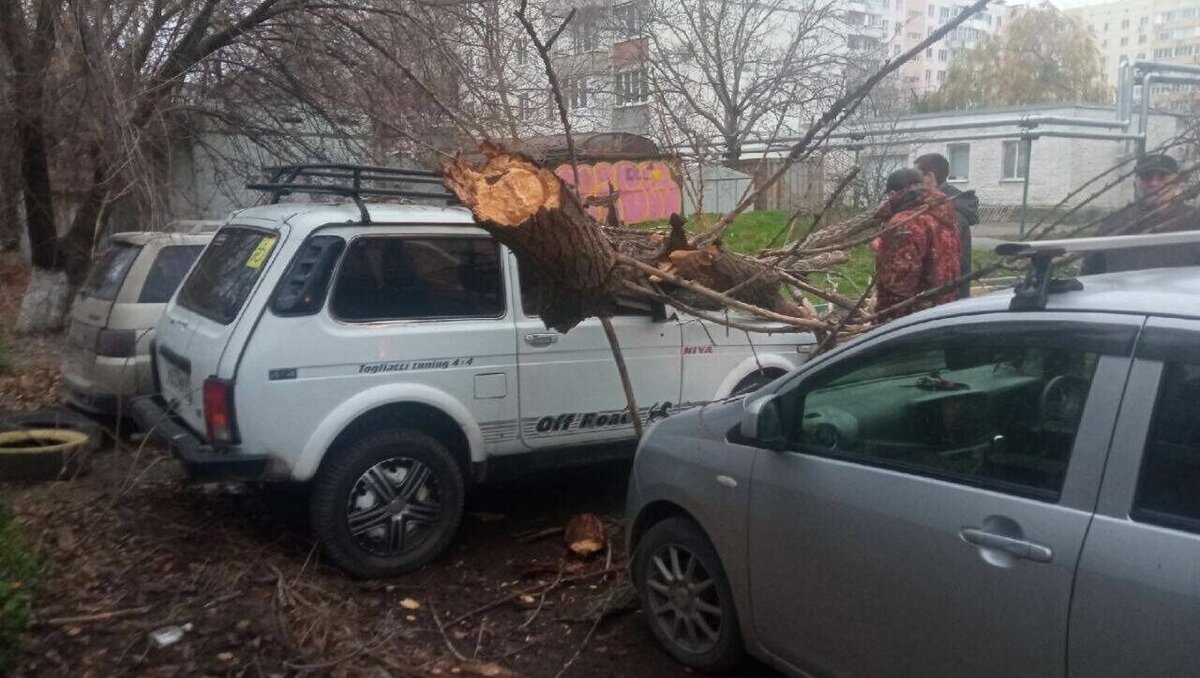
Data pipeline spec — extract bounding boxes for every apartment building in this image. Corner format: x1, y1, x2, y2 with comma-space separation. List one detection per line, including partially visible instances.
1069, 0, 1200, 87
841, 0, 1016, 97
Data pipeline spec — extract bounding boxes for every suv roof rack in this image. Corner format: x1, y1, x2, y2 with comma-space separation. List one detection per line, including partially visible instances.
996, 231, 1200, 311
246, 163, 456, 224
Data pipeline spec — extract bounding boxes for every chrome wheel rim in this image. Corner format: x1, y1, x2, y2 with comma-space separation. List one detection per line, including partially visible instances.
346, 457, 442, 556
645, 543, 724, 654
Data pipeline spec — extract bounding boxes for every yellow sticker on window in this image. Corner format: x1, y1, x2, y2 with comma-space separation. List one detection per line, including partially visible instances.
245, 237, 277, 269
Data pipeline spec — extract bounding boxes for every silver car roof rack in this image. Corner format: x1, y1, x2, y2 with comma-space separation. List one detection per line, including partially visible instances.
996, 231, 1200, 311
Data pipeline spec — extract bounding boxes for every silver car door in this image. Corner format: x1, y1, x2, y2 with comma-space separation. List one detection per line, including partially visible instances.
1069, 317, 1200, 678
746, 313, 1139, 678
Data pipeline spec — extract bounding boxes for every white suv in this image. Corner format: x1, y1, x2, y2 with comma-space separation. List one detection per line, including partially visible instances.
133, 164, 815, 577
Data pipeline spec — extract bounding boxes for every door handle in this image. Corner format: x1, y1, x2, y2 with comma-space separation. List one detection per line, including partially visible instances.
959, 527, 1053, 563
524, 333, 558, 348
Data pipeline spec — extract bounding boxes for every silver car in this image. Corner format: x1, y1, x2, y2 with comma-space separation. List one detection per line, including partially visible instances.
627, 253, 1200, 677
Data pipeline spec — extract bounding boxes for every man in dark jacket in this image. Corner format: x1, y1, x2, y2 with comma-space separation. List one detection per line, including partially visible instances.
915, 153, 979, 299
1081, 153, 1200, 275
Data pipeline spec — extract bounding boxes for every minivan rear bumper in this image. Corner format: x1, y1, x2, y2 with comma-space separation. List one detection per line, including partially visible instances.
131, 397, 270, 483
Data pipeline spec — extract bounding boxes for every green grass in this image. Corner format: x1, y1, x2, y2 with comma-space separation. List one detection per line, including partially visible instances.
0, 505, 42, 672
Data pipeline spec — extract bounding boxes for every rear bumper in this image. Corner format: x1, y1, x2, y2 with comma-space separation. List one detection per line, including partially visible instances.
130, 397, 270, 483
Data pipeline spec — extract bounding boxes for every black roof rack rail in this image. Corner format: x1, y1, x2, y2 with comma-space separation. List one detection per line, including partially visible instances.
995, 231, 1200, 311
246, 163, 456, 224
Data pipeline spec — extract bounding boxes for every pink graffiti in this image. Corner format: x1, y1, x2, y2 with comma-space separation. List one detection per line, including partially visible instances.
555, 160, 681, 224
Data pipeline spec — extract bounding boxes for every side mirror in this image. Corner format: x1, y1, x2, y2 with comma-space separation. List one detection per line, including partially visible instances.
740, 394, 786, 450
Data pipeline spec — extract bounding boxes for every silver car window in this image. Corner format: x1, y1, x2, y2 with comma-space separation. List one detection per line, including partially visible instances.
1132, 360, 1200, 534
779, 329, 1107, 501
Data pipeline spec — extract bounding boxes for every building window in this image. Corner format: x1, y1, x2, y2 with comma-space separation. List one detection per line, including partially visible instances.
563, 76, 590, 108
1159, 31, 1173, 41
926, 47, 933, 58
947, 143, 970, 181
1122, 19, 1130, 29
1141, 16, 1149, 27
614, 2, 643, 38
1103, 22, 1108, 31
939, 49, 948, 61
1120, 36, 1129, 46
927, 5, 935, 17
940, 6, 950, 20
1002, 140, 1029, 180
1155, 47, 1172, 58
937, 69, 946, 82
616, 68, 648, 105
925, 69, 932, 82
1139, 34, 1147, 44
569, 20, 602, 53
1176, 45, 1194, 56
1101, 40, 1108, 48
893, 43, 902, 56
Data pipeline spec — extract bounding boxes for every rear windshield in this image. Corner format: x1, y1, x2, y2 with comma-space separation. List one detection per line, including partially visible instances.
137, 245, 205, 303
177, 227, 278, 324
81, 243, 141, 301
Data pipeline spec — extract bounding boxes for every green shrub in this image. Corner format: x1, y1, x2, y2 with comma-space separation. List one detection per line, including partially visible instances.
0, 505, 42, 672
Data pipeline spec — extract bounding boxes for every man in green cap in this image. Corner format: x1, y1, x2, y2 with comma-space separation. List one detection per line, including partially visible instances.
1082, 153, 1200, 274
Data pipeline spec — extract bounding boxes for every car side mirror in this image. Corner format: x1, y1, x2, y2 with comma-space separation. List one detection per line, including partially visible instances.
740, 394, 786, 450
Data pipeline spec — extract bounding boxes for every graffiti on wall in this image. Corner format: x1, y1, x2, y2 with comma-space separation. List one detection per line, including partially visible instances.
554, 160, 682, 224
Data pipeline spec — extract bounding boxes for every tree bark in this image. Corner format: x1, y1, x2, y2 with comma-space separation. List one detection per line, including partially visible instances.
443, 143, 620, 332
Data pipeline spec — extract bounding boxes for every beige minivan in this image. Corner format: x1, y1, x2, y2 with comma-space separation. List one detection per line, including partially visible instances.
62, 223, 219, 415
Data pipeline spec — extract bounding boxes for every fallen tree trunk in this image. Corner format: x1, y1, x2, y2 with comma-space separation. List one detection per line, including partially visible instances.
443, 144, 807, 332
443, 143, 619, 332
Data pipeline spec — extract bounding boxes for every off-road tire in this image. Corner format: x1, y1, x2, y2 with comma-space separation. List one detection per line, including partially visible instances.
310, 429, 464, 578
632, 516, 744, 673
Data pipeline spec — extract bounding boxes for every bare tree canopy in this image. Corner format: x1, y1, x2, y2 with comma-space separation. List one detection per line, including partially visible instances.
646, 0, 844, 161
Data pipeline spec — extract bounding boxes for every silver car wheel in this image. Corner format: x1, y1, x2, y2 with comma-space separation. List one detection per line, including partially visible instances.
645, 543, 724, 655
346, 457, 442, 556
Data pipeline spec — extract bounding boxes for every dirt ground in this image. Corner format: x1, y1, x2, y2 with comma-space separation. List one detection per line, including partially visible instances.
1, 254, 782, 678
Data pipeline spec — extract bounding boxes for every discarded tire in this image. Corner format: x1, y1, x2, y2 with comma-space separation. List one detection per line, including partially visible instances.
0, 428, 93, 481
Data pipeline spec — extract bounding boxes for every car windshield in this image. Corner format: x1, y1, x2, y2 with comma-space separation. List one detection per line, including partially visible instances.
80, 242, 142, 301
176, 227, 278, 324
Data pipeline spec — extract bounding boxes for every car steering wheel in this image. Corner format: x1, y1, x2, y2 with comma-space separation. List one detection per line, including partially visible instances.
1040, 375, 1088, 427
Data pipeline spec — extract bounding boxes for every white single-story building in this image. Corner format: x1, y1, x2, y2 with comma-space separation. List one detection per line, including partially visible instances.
828, 102, 1184, 212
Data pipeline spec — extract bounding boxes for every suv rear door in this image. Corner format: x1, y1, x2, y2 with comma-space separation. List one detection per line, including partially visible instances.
1069, 317, 1200, 678
68, 238, 142, 354
158, 222, 286, 431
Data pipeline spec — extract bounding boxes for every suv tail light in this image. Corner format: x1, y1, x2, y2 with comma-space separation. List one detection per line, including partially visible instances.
202, 377, 239, 445
96, 329, 137, 357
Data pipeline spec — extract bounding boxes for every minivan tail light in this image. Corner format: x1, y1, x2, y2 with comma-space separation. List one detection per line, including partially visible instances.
96, 329, 137, 357
202, 377, 239, 445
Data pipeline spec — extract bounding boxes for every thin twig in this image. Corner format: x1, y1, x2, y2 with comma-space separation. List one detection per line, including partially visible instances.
553, 588, 617, 678
430, 602, 469, 662
39, 605, 153, 626
448, 567, 624, 627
